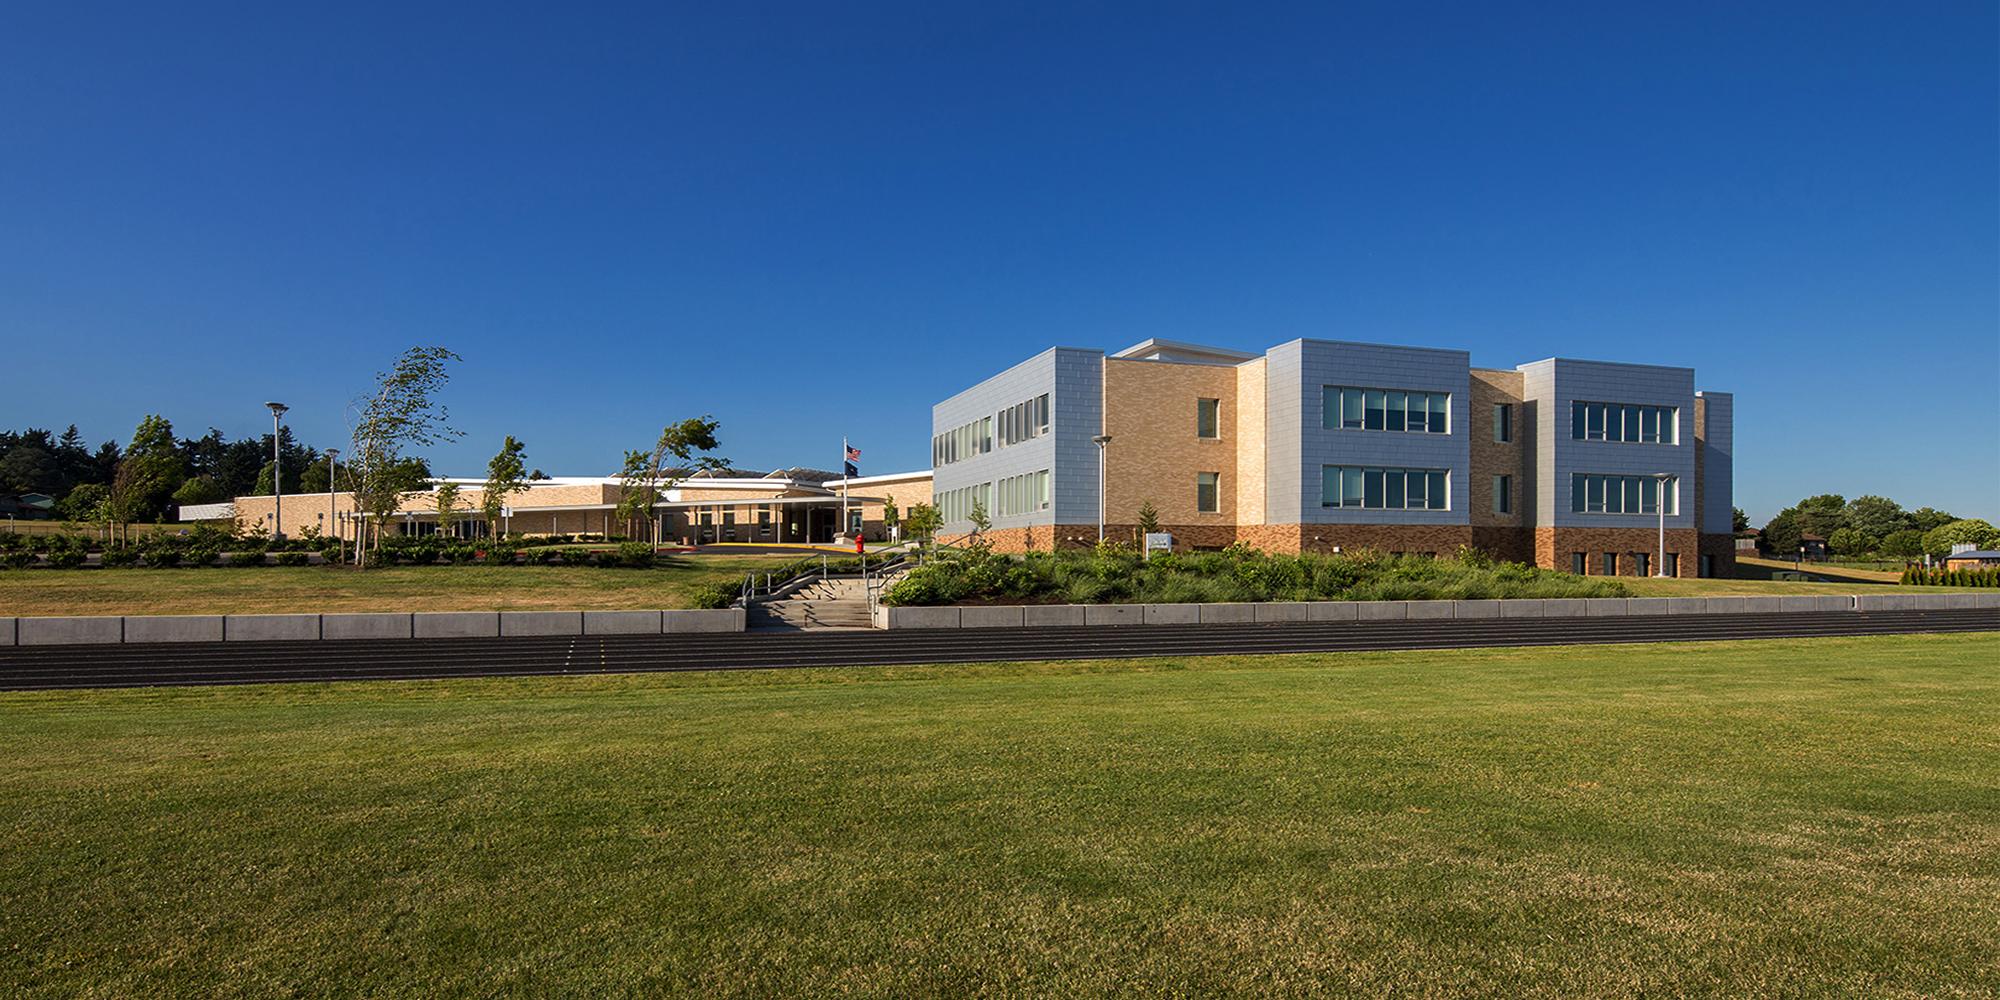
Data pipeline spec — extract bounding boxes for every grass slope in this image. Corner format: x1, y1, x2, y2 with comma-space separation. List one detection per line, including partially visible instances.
3, 634, 1996, 997
0, 556, 792, 615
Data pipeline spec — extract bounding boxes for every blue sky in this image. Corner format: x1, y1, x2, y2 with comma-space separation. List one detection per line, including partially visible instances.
2, 2, 1994, 522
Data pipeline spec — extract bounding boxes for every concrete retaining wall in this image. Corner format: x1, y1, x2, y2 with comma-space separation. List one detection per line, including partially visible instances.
17, 616, 123, 645
0, 607, 748, 644
122, 615, 224, 644
869, 591, 2000, 629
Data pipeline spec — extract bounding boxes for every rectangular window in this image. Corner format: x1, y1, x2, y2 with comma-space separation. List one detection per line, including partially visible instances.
1197, 398, 1220, 439
1664, 552, 1679, 577
1572, 552, 1587, 575
1326, 385, 1450, 434
1492, 474, 1511, 514
1699, 554, 1712, 578
1321, 467, 1450, 510
1196, 472, 1219, 513
1493, 403, 1512, 443
1571, 474, 1678, 516
1603, 552, 1618, 576
1634, 552, 1650, 576
1571, 400, 1676, 445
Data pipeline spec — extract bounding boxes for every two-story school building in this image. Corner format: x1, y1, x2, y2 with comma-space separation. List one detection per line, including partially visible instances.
930, 338, 1735, 578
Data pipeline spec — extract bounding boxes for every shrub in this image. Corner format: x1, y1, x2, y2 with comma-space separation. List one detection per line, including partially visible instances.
560, 548, 595, 566
274, 551, 310, 567
45, 547, 88, 569
143, 549, 181, 569
100, 547, 140, 568
0, 550, 35, 569
524, 548, 558, 565
616, 542, 656, 568
228, 550, 265, 568
686, 582, 739, 609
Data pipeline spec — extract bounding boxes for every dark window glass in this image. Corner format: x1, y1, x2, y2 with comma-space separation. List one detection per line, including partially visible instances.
1197, 398, 1219, 439
1428, 471, 1448, 509
1572, 552, 1587, 575
1572, 475, 1586, 512
1385, 469, 1405, 509
1572, 402, 1586, 440
1364, 468, 1384, 508
1603, 552, 1618, 576
1430, 393, 1448, 434
1364, 390, 1385, 430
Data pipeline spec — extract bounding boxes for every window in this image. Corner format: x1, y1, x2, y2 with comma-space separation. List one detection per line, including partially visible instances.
1603, 552, 1618, 576
1321, 467, 1449, 510
1664, 552, 1679, 577
1196, 472, 1220, 513
1571, 474, 1678, 515
1571, 401, 1676, 444
1492, 474, 1511, 514
1634, 552, 1649, 576
996, 393, 1052, 449
1197, 398, 1220, 439
1323, 386, 1450, 434
994, 470, 1051, 517
1571, 552, 1587, 575
1699, 554, 1712, 578
1492, 403, 1512, 443
937, 482, 992, 523
933, 415, 995, 467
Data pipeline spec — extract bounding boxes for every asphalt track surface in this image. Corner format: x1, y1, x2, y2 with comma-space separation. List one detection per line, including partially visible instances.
2, 609, 1996, 691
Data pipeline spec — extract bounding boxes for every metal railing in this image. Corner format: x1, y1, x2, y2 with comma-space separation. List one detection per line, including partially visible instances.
737, 551, 909, 608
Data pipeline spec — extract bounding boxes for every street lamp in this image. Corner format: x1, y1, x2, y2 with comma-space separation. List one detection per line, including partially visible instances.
1651, 472, 1671, 577
1091, 434, 1112, 543
324, 448, 340, 550
265, 402, 289, 540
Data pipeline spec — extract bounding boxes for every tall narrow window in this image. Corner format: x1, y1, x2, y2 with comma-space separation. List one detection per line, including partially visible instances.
1572, 552, 1587, 575
1492, 474, 1511, 514
1634, 552, 1649, 576
1364, 390, 1386, 430
1384, 469, 1406, 509
1342, 388, 1364, 429
1386, 391, 1407, 432
1196, 398, 1220, 439
1427, 471, 1448, 510
1493, 403, 1512, 443
1196, 472, 1220, 513
1603, 552, 1618, 576
1429, 393, 1448, 434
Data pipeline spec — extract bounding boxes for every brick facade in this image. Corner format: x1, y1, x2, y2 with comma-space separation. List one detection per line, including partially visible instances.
1535, 526, 1702, 577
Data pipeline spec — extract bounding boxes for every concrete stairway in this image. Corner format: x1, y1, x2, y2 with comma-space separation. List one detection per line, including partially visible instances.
748, 576, 874, 630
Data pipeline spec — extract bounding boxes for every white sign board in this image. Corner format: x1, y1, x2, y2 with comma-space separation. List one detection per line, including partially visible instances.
1144, 532, 1173, 558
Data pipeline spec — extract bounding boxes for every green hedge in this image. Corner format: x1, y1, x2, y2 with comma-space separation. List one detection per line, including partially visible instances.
882, 545, 1627, 607
1901, 566, 2000, 588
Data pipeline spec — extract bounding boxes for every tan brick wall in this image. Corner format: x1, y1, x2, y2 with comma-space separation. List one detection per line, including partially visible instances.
1235, 357, 1267, 526
1103, 357, 1239, 529
1468, 369, 1526, 530
231, 482, 622, 540
1536, 526, 1702, 577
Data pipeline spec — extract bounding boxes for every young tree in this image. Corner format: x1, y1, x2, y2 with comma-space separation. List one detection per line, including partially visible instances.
969, 494, 991, 535
481, 436, 529, 537
615, 417, 725, 544
348, 347, 464, 566
107, 415, 186, 541
881, 494, 900, 541
434, 482, 464, 538
1136, 499, 1161, 537
903, 503, 941, 549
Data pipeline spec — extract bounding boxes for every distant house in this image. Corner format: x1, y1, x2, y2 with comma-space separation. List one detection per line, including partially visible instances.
1942, 547, 2000, 571
1797, 533, 1828, 560
0, 493, 56, 520
1735, 528, 1759, 553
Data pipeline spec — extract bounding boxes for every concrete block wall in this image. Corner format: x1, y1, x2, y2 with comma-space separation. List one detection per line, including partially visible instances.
0, 608, 744, 645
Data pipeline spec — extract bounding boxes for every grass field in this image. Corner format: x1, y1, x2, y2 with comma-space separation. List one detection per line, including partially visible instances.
0, 557, 794, 615
3, 634, 1994, 997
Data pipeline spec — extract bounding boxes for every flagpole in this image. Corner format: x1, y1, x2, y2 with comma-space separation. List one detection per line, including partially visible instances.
841, 437, 849, 540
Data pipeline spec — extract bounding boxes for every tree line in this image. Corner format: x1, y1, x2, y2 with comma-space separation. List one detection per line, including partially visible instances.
1757, 494, 1997, 560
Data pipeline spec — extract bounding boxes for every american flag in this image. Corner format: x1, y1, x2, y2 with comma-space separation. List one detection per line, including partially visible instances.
845, 444, 861, 461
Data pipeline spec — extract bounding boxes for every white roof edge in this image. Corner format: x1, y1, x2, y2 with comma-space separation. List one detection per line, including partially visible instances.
826, 470, 932, 487
1110, 337, 1260, 362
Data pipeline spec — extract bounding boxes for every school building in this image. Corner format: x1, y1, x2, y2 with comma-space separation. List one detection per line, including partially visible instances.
930, 337, 1737, 578
185, 468, 933, 547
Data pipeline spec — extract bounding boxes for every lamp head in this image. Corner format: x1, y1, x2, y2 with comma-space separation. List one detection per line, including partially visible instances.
265, 401, 289, 417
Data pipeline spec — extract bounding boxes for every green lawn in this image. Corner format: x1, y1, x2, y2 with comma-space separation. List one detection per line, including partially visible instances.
0, 557, 794, 615
3, 634, 1995, 997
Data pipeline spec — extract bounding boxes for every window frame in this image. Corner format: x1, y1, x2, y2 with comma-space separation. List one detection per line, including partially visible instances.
1195, 471, 1220, 514
1196, 397, 1220, 440
1492, 403, 1512, 443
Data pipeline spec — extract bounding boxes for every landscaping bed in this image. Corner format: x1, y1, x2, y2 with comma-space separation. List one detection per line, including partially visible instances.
882, 544, 1625, 606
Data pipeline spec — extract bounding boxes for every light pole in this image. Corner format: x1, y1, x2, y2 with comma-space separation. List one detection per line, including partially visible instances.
265, 402, 289, 540
1091, 434, 1112, 543
325, 448, 339, 550
1652, 472, 1671, 577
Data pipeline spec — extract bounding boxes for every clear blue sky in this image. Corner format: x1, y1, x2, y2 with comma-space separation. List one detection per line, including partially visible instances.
3, 2, 1994, 523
